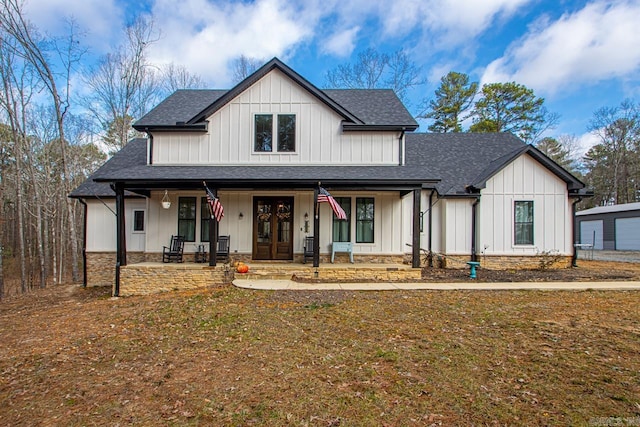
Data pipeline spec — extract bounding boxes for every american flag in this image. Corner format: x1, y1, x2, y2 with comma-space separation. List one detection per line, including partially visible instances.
204, 183, 224, 222
317, 187, 347, 220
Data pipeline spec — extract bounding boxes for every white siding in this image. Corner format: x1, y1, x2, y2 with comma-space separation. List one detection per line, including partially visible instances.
479, 154, 571, 255
442, 199, 474, 254
152, 69, 400, 166
146, 190, 404, 256
86, 199, 146, 252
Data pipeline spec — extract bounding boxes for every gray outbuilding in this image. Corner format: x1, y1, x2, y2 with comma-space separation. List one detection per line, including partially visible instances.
576, 202, 640, 250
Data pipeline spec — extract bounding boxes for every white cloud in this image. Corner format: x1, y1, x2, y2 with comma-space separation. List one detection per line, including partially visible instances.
577, 131, 600, 156
24, 0, 123, 53
481, 1, 640, 94
322, 27, 360, 57
148, 0, 316, 86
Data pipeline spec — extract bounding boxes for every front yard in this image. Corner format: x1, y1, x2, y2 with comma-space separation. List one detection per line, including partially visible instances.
0, 260, 639, 426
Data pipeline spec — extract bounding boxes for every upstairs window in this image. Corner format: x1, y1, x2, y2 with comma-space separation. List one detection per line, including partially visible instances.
514, 201, 534, 245
254, 114, 296, 152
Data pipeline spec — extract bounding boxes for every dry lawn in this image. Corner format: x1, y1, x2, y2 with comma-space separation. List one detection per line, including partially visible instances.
1, 260, 639, 426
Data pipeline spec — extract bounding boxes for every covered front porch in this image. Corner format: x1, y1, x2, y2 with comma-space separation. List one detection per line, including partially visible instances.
118, 261, 421, 296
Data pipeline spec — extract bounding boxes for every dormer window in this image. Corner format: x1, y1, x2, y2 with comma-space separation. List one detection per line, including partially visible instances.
254, 114, 296, 153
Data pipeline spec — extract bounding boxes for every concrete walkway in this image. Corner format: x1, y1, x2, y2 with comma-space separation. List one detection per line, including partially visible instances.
233, 279, 640, 291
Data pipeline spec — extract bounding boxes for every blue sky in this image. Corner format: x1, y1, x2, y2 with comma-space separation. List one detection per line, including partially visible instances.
24, 0, 640, 153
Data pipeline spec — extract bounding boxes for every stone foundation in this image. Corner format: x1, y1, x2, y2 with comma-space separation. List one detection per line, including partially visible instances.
119, 263, 231, 296
86, 252, 146, 286
442, 254, 572, 270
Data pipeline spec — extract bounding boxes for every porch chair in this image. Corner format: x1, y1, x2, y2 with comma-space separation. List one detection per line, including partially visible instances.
216, 235, 230, 263
163, 235, 185, 263
303, 236, 315, 264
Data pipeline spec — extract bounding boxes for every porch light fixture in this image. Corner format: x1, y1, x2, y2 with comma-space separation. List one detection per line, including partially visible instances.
304, 212, 309, 233
239, 212, 244, 220
162, 190, 171, 209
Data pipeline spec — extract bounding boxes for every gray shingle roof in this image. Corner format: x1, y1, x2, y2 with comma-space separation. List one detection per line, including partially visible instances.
324, 89, 418, 128
405, 133, 525, 195
133, 58, 417, 130
134, 90, 226, 128
72, 132, 584, 199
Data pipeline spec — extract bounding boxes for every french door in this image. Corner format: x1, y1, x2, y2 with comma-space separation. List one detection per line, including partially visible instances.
253, 197, 294, 260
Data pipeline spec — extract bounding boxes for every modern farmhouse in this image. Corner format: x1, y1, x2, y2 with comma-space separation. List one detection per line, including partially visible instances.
70, 58, 588, 296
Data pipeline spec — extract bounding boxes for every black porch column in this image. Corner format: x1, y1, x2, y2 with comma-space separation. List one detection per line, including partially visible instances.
412, 188, 421, 268
471, 197, 480, 262
114, 182, 126, 296
313, 187, 320, 267
209, 188, 218, 267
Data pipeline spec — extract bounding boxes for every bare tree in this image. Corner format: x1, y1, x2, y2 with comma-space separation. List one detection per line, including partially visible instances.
161, 63, 207, 94
230, 55, 263, 84
324, 48, 424, 104
83, 17, 161, 153
0, 0, 85, 283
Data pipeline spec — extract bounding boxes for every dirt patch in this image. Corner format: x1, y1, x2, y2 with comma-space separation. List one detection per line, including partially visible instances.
1, 261, 639, 426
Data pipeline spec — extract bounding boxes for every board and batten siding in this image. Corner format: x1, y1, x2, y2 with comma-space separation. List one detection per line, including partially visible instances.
86, 199, 146, 252
145, 191, 404, 256
152, 69, 401, 166
479, 153, 572, 255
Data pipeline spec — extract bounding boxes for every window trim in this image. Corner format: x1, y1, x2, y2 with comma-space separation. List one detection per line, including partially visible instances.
514, 200, 534, 246
132, 210, 145, 233
177, 197, 197, 242
253, 113, 297, 154
332, 197, 351, 242
355, 197, 375, 244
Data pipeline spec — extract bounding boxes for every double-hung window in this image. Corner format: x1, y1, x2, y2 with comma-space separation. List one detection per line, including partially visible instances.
355, 197, 374, 243
332, 197, 351, 242
254, 114, 296, 152
177, 197, 197, 242
200, 197, 211, 242
514, 201, 534, 245
133, 210, 145, 232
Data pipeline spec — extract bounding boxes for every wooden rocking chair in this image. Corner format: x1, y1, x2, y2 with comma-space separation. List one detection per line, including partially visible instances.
162, 235, 185, 263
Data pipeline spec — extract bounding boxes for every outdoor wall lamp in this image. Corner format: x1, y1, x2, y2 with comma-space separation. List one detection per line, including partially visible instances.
161, 190, 171, 209
239, 212, 244, 220
304, 212, 309, 233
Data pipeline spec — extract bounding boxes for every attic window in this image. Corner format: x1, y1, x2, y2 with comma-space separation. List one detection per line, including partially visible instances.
254, 114, 296, 153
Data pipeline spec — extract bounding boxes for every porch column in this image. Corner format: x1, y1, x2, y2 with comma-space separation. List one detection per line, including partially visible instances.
114, 182, 126, 297
412, 188, 421, 268
313, 187, 320, 267
209, 189, 218, 267
471, 196, 480, 262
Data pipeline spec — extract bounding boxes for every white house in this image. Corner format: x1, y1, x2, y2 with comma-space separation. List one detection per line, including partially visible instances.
70, 58, 588, 294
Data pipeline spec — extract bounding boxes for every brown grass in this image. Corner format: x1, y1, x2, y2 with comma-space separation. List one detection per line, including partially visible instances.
1, 261, 639, 426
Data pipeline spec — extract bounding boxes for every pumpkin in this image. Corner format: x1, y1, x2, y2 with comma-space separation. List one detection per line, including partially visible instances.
237, 263, 249, 273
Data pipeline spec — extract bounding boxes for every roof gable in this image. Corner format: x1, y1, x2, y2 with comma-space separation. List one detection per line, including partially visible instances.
188, 58, 363, 126
405, 133, 585, 196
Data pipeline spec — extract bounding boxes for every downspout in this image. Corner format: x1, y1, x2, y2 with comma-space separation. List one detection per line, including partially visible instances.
471, 196, 480, 262
146, 130, 153, 165
78, 198, 88, 288
399, 129, 405, 166
571, 196, 583, 267
428, 191, 434, 267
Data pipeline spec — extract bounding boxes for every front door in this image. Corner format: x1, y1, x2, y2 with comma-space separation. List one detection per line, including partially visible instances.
253, 197, 294, 260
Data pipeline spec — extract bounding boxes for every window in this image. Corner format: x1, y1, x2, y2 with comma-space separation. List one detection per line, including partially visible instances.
178, 197, 196, 242
277, 114, 295, 152
254, 114, 296, 152
254, 114, 273, 152
514, 201, 534, 245
332, 197, 351, 242
356, 198, 374, 243
201, 197, 211, 242
133, 210, 145, 232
